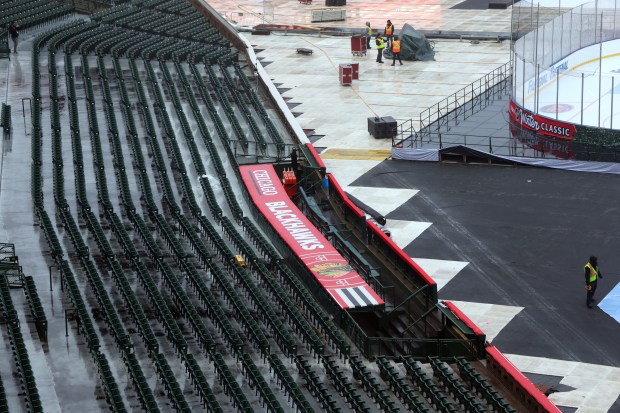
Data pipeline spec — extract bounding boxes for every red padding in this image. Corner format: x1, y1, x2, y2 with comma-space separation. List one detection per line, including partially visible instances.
327, 174, 365, 219
485, 345, 562, 412
304, 143, 326, 168
442, 301, 485, 337
366, 220, 437, 287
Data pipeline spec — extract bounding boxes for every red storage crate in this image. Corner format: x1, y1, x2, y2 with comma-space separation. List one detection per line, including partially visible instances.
339, 64, 352, 86
350, 62, 359, 80
350, 35, 367, 56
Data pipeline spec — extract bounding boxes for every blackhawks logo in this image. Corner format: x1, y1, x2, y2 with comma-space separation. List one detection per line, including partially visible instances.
310, 263, 353, 277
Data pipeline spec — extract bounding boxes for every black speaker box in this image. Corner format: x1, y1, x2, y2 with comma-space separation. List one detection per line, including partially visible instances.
368, 116, 397, 139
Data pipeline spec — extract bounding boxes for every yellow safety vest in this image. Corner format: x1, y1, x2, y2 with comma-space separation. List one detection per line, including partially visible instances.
366, 26, 372, 36
376, 38, 385, 49
585, 262, 598, 282
392, 40, 401, 53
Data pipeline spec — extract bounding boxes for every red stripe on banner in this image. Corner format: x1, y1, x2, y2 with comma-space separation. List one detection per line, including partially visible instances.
328, 290, 351, 308
239, 164, 384, 310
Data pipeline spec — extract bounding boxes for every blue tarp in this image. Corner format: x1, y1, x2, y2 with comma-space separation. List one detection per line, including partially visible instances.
599, 282, 620, 323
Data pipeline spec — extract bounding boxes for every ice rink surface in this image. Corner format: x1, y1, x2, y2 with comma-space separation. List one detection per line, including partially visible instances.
522, 49, 620, 129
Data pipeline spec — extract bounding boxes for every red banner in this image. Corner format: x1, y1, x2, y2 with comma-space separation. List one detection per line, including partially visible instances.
240, 164, 383, 310
509, 122, 575, 159
509, 100, 576, 140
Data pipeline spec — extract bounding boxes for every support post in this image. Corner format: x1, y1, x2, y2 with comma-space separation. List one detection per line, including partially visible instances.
49, 265, 56, 291
581, 73, 585, 124
21, 98, 31, 136
612, 77, 615, 129
535, 64, 540, 113
599, 13, 604, 127
556, 67, 560, 120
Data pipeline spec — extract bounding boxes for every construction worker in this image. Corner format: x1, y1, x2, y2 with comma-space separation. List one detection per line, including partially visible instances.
384, 20, 395, 48
8, 22, 20, 54
585, 256, 603, 308
375, 35, 386, 63
391, 36, 403, 66
364, 22, 373, 49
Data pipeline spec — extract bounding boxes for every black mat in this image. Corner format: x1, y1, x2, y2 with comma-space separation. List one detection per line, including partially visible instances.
352, 161, 620, 366
451, 0, 514, 9
451, 0, 493, 10
523, 373, 575, 394
609, 395, 620, 413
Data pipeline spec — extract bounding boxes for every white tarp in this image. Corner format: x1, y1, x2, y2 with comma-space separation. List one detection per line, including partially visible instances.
393, 145, 620, 174
392, 147, 439, 161
502, 155, 620, 174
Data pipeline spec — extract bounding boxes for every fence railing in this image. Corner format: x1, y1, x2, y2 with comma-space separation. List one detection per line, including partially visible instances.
393, 63, 511, 148
419, 63, 511, 133
405, 131, 555, 157
337, 309, 483, 359
401, 127, 620, 162
228, 139, 294, 162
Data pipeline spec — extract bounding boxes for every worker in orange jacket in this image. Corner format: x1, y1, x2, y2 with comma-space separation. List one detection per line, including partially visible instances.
391, 36, 403, 66
384, 20, 395, 48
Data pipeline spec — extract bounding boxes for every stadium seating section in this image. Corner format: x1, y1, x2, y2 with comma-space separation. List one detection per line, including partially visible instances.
0, 0, 537, 412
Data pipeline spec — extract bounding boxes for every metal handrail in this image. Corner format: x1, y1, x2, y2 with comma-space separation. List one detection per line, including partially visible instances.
393, 63, 511, 148
405, 130, 620, 162
418, 62, 511, 134
409, 130, 548, 156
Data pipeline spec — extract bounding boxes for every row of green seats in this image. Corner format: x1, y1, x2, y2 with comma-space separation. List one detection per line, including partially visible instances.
239, 353, 285, 412
403, 356, 457, 412
456, 357, 516, 413
268, 353, 315, 413
295, 354, 341, 413
376, 356, 430, 413
429, 357, 485, 412
349, 354, 400, 412
322, 355, 370, 412
22, 276, 47, 340
182, 353, 223, 412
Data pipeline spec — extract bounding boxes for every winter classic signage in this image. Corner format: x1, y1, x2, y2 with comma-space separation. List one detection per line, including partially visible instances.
509, 100, 576, 140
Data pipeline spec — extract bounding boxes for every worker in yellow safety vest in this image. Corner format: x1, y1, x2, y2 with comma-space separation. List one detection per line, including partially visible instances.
584, 256, 603, 308
375, 35, 386, 63
391, 36, 403, 66
365, 22, 373, 49
384, 20, 395, 47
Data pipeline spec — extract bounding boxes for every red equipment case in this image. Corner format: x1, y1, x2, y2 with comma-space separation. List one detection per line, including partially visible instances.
350, 62, 359, 80
339, 64, 353, 86
350, 35, 367, 56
